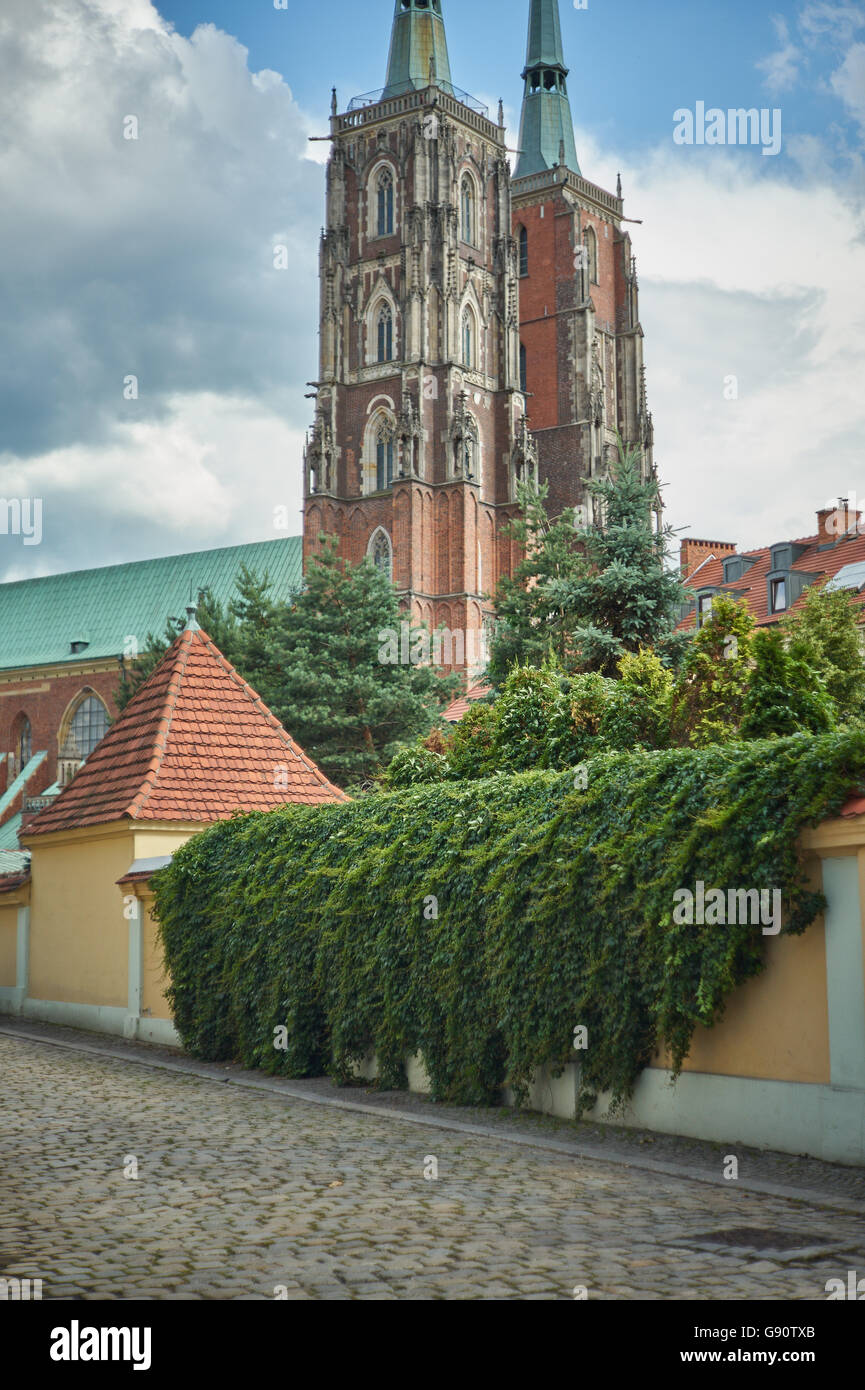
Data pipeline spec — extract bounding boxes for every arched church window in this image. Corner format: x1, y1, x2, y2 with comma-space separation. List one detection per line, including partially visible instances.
376, 423, 394, 491
377, 168, 394, 237
584, 226, 598, 285
377, 303, 393, 362
61, 694, 109, 762
11, 714, 31, 779
460, 176, 474, 244
518, 225, 528, 277
368, 527, 393, 580
462, 308, 475, 367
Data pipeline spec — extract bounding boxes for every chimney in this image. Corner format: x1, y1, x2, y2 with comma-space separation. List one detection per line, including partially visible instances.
680, 537, 737, 581
817, 499, 862, 543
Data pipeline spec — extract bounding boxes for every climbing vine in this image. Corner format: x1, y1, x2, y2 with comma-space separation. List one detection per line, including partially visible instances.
152, 729, 865, 1114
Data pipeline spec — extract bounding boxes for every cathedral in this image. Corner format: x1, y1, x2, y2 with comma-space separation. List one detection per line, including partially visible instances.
303, 0, 656, 671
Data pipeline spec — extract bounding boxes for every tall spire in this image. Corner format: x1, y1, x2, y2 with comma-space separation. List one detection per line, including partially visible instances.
382, 0, 453, 99
514, 0, 580, 178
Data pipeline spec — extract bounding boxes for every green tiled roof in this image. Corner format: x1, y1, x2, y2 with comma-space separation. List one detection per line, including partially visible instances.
0, 752, 46, 820
0, 814, 22, 851
0, 538, 303, 673
0, 849, 29, 877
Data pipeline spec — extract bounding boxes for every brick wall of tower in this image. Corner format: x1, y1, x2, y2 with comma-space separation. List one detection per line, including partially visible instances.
303, 84, 533, 676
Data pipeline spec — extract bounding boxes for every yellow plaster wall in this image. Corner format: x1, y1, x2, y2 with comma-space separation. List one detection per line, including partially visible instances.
651, 855, 831, 1084
140, 895, 171, 1020
27, 828, 135, 1007
0, 901, 18, 987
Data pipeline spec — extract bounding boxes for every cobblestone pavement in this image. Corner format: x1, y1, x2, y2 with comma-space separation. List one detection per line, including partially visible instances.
2, 1031, 865, 1301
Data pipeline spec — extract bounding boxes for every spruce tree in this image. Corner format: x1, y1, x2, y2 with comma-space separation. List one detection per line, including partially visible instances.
549, 438, 688, 675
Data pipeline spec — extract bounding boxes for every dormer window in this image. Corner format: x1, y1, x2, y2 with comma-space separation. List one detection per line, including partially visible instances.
770, 577, 787, 613
697, 592, 715, 625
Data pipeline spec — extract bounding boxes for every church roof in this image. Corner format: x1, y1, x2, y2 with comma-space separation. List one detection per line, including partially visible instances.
24, 621, 348, 836
382, 0, 453, 98
514, 0, 581, 178
0, 537, 302, 673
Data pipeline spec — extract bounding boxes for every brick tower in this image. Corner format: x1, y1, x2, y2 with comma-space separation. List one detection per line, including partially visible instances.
512, 0, 657, 524
303, 0, 537, 675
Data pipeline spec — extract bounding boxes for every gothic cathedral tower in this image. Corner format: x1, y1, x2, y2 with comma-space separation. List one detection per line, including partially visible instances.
303, 0, 537, 675
512, 0, 657, 524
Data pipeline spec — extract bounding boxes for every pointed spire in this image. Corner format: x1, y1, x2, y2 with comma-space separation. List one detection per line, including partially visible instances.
617, 171, 622, 199
514, 0, 580, 178
382, 0, 452, 100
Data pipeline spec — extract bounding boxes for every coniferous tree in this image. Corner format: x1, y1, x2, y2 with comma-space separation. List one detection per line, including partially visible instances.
548, 438, 688, 675
263, 538, 459, 787
486, 480, 585, 686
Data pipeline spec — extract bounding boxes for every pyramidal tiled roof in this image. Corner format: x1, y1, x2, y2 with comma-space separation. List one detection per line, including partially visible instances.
25, 624, 348, 836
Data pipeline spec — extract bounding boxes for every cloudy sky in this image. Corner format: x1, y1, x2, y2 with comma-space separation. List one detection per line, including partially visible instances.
0, 0, 863, 581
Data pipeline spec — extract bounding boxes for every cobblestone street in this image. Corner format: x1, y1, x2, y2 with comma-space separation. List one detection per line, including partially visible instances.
2, 1031, 865, 1301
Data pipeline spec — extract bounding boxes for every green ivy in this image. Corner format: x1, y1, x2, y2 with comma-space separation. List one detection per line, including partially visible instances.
152, 729, 865, 1114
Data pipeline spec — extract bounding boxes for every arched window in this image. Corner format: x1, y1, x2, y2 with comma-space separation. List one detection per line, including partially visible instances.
462, 308, 474, 367
368, 527, 393, 580
377, 303, 393, 363
518, 225, 528, 277
519, 343, 527, 393
460, 175, 474, 244
584, 226, 598, 285
376, 168, 394, 237
376, 421, 394, 491
61, 695, 109, 763
10, 714, 31, 779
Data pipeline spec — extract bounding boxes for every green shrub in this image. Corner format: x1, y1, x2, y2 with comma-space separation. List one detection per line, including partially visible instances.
153, 729, 865, 1114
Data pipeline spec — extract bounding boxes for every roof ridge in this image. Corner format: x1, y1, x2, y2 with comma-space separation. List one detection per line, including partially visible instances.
196, 630, 335, 791
126, 628, 196, 818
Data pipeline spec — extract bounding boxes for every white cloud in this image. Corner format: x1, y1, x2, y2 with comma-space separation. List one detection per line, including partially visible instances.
757, 15, 802, 93
573, 129, 865, 552
831, 41, 865, 126
0, 0, 319, 579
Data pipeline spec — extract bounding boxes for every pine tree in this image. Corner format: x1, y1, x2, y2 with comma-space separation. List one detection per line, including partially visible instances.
545, 438, 688, 675
263, 538, 459, 787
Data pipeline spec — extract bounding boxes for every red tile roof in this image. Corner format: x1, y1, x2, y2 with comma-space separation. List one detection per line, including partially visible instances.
677, 520, 865, 633
25, 625, 349, 835
443, 682, 491, 723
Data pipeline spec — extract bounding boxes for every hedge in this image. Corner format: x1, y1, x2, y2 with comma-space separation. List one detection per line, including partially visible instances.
151, 729, 865, 1113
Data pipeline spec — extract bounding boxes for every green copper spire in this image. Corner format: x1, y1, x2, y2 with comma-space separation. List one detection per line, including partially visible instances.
382, 0, 453, 99
514, 0, 580, 177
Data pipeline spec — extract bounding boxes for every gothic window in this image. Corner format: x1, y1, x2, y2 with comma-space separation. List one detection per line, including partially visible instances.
461, 308, 475, 368
376, 423, 394, 491
584, 226, 598, 285
377, 303, 393, 362
59, 693, 109, 783
519, 344, 527, 394
368, 527, 393, 580
460, 175, 474, 244
376, 168, 394, 237
518, 225, 528, 277
10, 714, 31, 779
